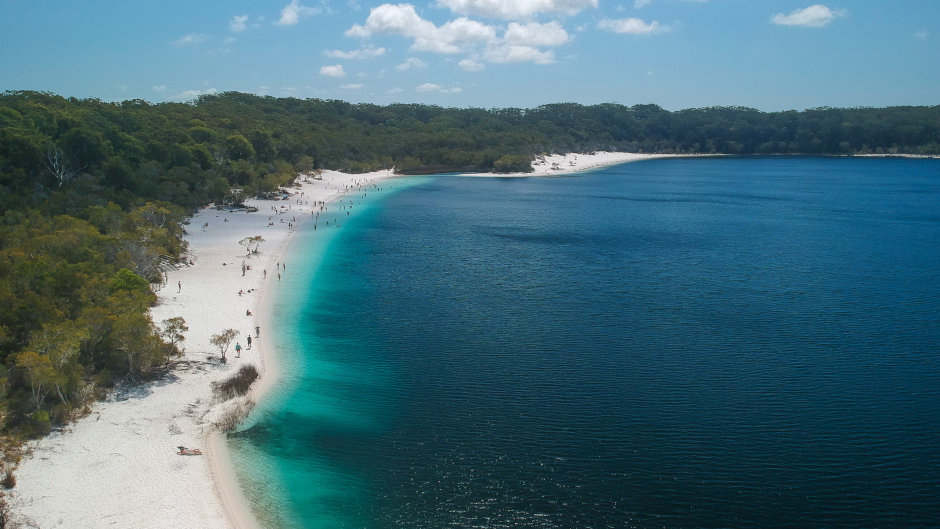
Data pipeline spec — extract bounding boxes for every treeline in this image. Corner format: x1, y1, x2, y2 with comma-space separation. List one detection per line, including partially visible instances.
1, 90, 938, 439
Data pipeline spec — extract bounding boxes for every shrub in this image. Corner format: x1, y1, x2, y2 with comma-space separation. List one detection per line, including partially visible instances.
95, 368, 114, 388
211, 364, 259, 401
215, 399, 255, 433
30, 410, 51, 438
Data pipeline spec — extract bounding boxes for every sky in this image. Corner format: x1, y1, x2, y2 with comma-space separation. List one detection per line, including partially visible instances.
0, 0, 937, 111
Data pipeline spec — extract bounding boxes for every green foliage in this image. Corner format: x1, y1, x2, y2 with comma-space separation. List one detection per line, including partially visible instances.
160, 317, 188, 349
224, 133, 255, 161
110, 268, 149, 293
30, 410, 51, 438
494, 154, 534, 173
0, 89, 937, 442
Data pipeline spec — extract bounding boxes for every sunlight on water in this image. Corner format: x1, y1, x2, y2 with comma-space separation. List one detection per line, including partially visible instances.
229, 159, 940, 528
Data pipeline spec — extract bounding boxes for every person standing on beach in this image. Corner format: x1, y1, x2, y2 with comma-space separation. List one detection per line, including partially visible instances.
235, 343, 242, 358
247, 335, 252, 349
177, 281, 181, 293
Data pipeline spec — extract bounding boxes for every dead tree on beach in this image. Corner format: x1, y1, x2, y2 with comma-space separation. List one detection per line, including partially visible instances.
239, 235, 265, 255
210, 329, 239, 363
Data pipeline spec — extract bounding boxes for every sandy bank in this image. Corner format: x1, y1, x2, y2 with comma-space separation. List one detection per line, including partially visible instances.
462, 151, 712, 177
10, 169, 395, 529
10, 151, 679, 528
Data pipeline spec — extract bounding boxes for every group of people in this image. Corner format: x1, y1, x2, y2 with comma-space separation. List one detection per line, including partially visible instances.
234, 334, 252, 358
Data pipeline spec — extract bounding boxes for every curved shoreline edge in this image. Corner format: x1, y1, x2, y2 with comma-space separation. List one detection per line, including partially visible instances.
201, 152, 678, 529
12, 151, 838, 528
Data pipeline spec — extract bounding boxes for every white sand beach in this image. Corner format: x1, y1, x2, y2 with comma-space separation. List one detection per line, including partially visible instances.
9, 169, 394, 529
462, 151, 693, 177
10, 152, 662, 529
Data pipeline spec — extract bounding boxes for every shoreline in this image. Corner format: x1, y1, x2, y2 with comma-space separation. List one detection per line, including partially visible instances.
204, 169, 400, 529
9, 168, 396, 529
8, 151, 734, 528
460, 152, 721, 177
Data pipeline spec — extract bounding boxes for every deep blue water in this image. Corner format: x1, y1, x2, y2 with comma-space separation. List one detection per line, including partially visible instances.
230, 157, 940, 529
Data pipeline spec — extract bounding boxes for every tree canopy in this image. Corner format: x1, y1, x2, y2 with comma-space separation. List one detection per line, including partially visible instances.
0, 89, 937, 439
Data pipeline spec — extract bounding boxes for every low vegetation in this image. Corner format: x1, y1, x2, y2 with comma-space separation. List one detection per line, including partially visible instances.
0, 89, 936, 445
211, 364, 259, 401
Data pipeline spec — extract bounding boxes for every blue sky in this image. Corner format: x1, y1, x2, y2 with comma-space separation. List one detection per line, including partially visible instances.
1, 1, 937, 110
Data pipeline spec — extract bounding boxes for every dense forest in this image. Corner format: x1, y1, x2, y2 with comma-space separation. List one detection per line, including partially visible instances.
0, 90, 938, 443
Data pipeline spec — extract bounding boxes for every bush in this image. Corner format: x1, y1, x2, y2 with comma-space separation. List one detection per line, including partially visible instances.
30, 410, 51, 438
109, 268, 150, 293
493, 154, 534, 173
1, 470, 14, 490
211, 364, 259, 401
49, 404, 69, 425
215, 399, 255, 433
95, 368, 114, 389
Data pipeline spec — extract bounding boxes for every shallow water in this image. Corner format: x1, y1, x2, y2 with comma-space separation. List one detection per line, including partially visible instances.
229, 157, 940, 528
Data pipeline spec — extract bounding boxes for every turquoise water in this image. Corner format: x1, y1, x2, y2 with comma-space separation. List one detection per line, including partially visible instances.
228, 157, 940, 528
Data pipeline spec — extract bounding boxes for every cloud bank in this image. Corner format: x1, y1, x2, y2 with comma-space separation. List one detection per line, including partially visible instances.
771, 4, 845, 28
319, 64, 347, 77
598, 17, 667, 35
277, 0, 321, 26
435, 0, 598, 20
346, 3, 572, 65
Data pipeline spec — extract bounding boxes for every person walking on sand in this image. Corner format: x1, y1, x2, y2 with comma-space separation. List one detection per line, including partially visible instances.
177, 281, 181, 293
247, 335, 252, 349
235, 343, 242, 358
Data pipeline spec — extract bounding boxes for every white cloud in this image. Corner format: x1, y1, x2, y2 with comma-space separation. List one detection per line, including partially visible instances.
347, 4, 495, 54
277, 0, 321, 26
325, 46, 387, 59
598, 17, 667, 35
153, 85, 167, 92
484, 44, 555, 64
418, 83, 463, 93
230, 15, 249, 32
436, 0, 598, 19
504, 21, 570, 47
319, 64, 347, 77
397, 57, 428, 70
459, 58, 485, 71
174, 33, 208, 46
634, 0, 651, 8
346, 3, 432, 38
340, 83, 365, 89
771, 5, 845, 28
347, 3, 570, 66
177, 88, 218, 101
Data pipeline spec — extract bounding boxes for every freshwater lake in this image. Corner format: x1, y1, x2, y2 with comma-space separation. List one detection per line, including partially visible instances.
230, 156, 940, 528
